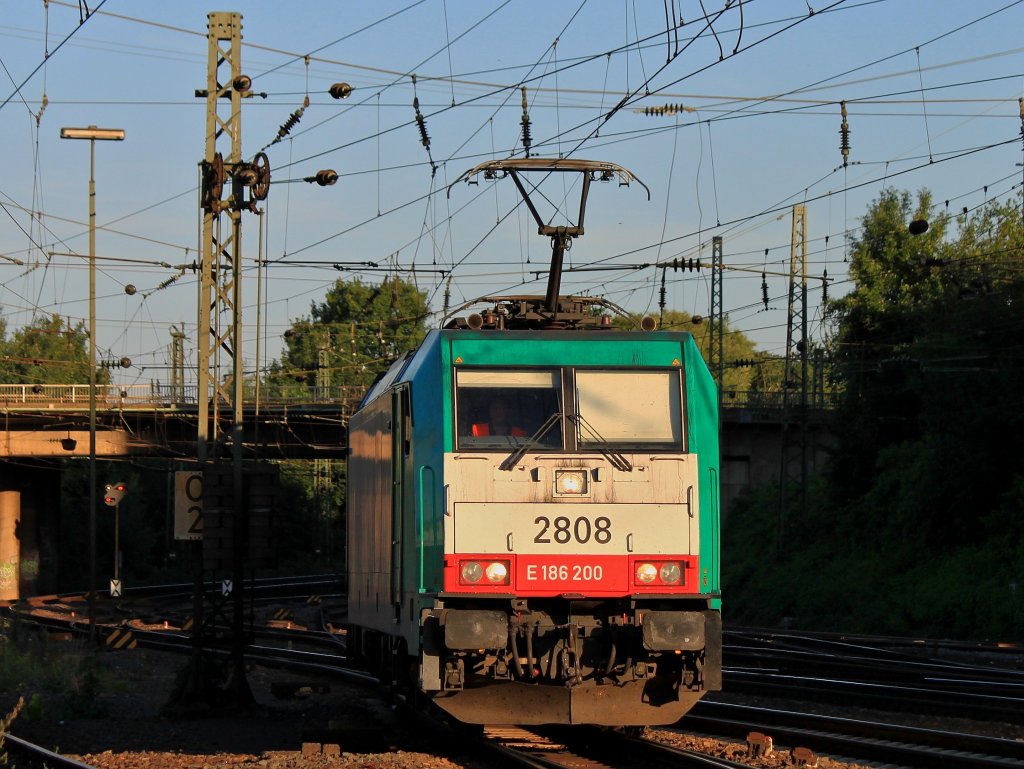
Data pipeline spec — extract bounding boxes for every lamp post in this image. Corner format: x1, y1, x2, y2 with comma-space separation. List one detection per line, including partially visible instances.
60, 125, 125, 644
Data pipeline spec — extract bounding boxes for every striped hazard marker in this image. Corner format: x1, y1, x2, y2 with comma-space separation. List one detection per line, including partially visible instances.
106, 628, 137, 650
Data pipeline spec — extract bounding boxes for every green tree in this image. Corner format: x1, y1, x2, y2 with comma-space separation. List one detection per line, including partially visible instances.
0, 314, 106, 385
724, 189, 1024, 639
266, 276, 431, 569
616, 309, 760, 396
825, 189, 1024, 536
269, 276, 430, 397
825, 188, 949, 498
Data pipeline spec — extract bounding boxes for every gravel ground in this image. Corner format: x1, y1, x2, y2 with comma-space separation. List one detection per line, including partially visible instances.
1, 639, 1018, 769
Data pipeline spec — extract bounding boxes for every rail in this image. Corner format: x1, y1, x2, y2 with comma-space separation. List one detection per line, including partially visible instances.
0, 383, 367, 411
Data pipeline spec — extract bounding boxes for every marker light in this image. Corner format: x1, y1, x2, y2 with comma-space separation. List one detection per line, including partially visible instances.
461, 562, 483, 583
554, 469, 588, 495
659, 562, 682, 584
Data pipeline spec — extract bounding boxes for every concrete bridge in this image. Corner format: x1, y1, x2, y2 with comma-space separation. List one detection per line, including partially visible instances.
0, 383, 835, 597
0, 383, 362, 460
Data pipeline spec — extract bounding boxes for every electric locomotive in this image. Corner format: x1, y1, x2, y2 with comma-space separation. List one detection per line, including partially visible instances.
345, 160, 721, 726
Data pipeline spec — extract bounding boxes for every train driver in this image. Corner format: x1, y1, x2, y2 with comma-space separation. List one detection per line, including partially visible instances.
471, 397, 527, 437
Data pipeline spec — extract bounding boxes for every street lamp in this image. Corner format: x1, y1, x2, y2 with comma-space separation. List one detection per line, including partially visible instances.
60, 125, 125, 644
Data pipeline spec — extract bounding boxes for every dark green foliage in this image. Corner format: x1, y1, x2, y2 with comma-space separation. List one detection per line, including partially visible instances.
724, 190, 1024, 641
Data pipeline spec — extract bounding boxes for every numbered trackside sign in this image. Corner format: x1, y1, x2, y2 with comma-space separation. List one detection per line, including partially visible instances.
173, 471, 203, 540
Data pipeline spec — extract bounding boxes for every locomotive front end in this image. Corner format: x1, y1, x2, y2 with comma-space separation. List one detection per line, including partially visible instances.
419, 332, 721, 725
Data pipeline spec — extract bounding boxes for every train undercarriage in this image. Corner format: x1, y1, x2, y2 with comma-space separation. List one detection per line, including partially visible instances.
350, 598, 721, 726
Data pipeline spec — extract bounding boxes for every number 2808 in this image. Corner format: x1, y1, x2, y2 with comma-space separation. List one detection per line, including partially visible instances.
533, 515, 611, 544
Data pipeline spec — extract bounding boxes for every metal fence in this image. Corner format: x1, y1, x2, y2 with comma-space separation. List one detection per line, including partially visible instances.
1, 383, 834, 413
721, 389, 839, 411
0, 383, 367, 411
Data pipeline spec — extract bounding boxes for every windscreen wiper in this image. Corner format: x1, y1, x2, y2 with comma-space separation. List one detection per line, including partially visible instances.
499, 411, 562, 471
569, 414, 633, 471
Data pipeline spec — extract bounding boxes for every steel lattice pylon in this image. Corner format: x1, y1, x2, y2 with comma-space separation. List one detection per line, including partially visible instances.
197, 11, 245, 461
709, 235, 725, 400
778, 204, 809, 549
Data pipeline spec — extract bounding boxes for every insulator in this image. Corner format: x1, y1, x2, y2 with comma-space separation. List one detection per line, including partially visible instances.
314, 169, 338, 186
413, 96, 431, 151
158, 274, 182, 291
520, 88, 532, 156
822, 269, 829, 303
329, 82, 353, 99
839, 100, 851, 165
761, 271, 769, 310
658, 268, 667, 312
641, 103, 690, 116
275, 107, 304, 142
695, 258, 702, 271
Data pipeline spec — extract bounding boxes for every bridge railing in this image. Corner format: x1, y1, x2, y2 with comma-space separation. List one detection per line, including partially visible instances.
721, 389, 839, 411
0, 383, 367, 410
2, 383, 835, 413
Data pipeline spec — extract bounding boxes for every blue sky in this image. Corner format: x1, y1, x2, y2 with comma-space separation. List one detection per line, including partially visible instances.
1, 0, 1023, 388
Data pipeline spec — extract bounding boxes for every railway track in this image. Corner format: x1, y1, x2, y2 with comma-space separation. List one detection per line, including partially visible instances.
482, 725, 752, 769
724, 627, 1024, 720
4, 586, 1022, 769
2, 732, 100, 769
676, 700, 1024, 769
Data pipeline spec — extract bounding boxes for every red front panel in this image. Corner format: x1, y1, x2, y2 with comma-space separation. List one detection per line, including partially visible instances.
443, 554, 700, 597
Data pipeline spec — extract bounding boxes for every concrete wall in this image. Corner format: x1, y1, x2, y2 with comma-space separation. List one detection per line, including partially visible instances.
719, 409, 835, 524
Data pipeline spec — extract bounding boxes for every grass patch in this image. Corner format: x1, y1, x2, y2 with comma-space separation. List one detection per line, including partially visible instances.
0, 617, 109, 721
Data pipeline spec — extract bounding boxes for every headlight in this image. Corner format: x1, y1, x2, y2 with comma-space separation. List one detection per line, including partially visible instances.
485, 561, 509, 584
459, 560, 510, 586
659, 562, 682, 584
554, 469, 588, 495
635, 562, 658, 584
460, 561, 483, 583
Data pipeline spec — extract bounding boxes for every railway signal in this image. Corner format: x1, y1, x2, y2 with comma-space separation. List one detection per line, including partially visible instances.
103, 481, 128, 596
103, 482, 127, 507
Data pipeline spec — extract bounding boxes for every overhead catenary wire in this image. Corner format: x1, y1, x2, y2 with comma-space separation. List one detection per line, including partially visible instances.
4, 0, 1019, 372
